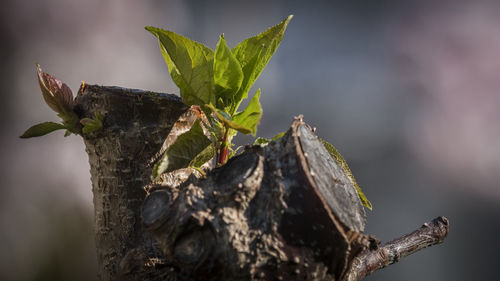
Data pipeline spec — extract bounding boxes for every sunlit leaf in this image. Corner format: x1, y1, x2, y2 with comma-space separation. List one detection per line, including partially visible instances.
254, 131, 286, 146
205, 104, 252, 135
321, 139, 373, 210
271, 131, 286, 141
254, 137, 269, 146
231, 15, 293, 113
232, 89, 262, 136
146, 27, 215, 106
146, 16, 293, 167
214, 35, 243, 101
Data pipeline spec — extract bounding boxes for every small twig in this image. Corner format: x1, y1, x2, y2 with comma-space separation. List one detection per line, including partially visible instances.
345, 216, 450, 281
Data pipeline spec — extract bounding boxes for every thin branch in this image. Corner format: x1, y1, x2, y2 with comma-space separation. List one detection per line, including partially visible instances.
345, 216, 450, 281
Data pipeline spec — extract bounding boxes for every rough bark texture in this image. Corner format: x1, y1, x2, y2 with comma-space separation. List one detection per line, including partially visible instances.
76, 85, 449, 281
143, 118, 374, 281
75, 85, 201, 280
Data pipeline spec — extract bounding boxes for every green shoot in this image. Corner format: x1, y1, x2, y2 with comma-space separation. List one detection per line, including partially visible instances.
148, 15, 293, 178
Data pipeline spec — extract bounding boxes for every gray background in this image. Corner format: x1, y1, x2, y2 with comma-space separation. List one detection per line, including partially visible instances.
1, 0, 499, 280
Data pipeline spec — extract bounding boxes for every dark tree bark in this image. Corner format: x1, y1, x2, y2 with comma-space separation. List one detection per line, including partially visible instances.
75, 85, 199, 280
75, 85, 449, 281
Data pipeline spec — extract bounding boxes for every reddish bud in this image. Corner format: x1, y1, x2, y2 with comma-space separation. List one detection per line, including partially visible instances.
36, 64, 74, 115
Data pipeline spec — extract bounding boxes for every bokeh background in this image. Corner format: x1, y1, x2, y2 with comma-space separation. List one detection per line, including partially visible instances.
2, 0, 499, 280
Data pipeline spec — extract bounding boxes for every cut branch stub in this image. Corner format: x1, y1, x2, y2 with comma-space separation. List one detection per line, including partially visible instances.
142, 190, 173, 230
143, 119, 371, 280
296, 123, 366, 232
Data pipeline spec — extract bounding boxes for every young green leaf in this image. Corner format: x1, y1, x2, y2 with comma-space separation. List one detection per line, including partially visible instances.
146, 27, 215, 106
159, 42, 189, 96
254, 131, 286, 146
214, 35, 243, 101
205, 104, 252, 135
20, 122, 66, 138
254, 137, 270, 146
271, 131, 286, 141
152, 119, 212, 179
321, 139, 372, 210
80, 112, 104, 134
232, 89, 262, 136
231, 15, 293, 113
146, 17, 292, 166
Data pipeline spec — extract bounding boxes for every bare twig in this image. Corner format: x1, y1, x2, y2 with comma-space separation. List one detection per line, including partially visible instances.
345, 216, 450, 281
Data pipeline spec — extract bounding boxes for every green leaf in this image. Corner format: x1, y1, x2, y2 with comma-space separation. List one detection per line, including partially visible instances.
254, 131, 286, 146
80, 112, 104, 134
214, 35, 243, 101
271, 131, 286, 141
321, 139, 373, 210
232, 89, 262, 136
20, 122, 66, 138
205, 89, 262, 136
254, 137, 270, 146
205, 104, 252, 135
189, 144, 215, 168
206, 104, 252, 136
152, 119, 212, 179
231, 15, 293, 113
146, 27, 215, 106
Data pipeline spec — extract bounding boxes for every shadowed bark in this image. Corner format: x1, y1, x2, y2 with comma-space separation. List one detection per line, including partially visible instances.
76, 85, 449, 281
76, 85, 200, 280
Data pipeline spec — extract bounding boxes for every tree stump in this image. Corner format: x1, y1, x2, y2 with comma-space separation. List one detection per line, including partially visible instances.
76, 85, 449, 281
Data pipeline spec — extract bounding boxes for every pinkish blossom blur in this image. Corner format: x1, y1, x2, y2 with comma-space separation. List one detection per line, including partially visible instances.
401, 3, 500, 200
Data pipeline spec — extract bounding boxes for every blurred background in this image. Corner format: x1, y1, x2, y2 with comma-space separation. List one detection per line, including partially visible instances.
1, 0, 499, 280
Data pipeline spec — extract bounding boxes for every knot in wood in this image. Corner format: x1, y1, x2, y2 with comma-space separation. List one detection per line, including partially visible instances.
142, 189, 173, 230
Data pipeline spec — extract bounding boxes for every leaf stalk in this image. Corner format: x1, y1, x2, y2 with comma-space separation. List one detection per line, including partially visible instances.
217, 125, 230, 166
